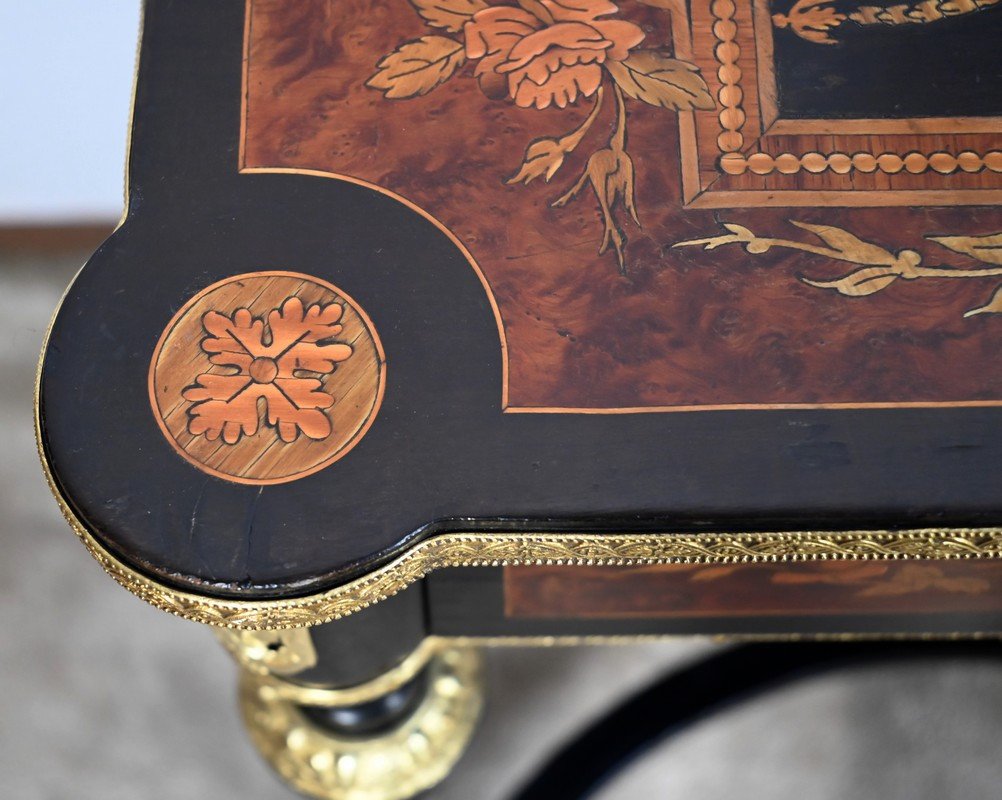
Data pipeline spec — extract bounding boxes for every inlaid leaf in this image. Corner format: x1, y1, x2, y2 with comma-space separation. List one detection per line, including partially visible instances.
928, 232, 1002, 265
184, 375, 261, 445
261, 382, 334, 443
792, 221, 898, 266
518, 0, 555, 23
409, 0, 488, 32
673, 223, 760, 251
801, 266, 900, 297
723, 223, 755, 239
964, 285, 1002, 317
267, 297, 353, 376
508, 137, 567, 185
200, 308, 259, 372
366, 36, 466, 99
605, 52, 713, 111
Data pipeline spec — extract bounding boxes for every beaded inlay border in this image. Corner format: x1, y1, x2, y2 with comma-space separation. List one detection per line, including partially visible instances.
707, 0, 1002, 178
720, 149, 1002, 178
711, 0, 746, 154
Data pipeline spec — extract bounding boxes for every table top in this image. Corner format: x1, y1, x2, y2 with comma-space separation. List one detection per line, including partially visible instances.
37, 0, 1002, 633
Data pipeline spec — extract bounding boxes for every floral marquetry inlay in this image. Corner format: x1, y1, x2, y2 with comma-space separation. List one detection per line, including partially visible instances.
242, 0, 1002, 411
183, 297, 353, 445
365, 0, 714, 272
149, 272, 385, 485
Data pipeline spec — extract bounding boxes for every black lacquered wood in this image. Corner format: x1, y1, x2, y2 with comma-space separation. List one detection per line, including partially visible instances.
38, 0, 1002, 601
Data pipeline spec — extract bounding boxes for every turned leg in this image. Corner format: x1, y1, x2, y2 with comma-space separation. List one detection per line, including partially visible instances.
214, 594, 485, 800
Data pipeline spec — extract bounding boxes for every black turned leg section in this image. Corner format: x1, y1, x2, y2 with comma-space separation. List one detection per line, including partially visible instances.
215, 592, 485, 800
236, 642, 484, 800
214, 590, 427, 686
300, 667, 431, 737
295, 591, 427, 688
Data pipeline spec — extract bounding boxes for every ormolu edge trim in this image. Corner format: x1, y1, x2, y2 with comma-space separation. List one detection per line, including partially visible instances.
34, 428, 1002, 631
67, 528, 1002, 629
34, 292, 1002, 631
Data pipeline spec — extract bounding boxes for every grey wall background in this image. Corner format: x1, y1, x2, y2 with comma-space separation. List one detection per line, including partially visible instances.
1, 3, 1001, 799
0, 2, 139, 223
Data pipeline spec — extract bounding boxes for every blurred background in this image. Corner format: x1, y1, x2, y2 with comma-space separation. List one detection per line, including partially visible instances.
2, 3, 1001, 799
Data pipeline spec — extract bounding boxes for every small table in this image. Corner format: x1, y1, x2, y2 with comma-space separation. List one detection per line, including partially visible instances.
37, 1, 1002, 798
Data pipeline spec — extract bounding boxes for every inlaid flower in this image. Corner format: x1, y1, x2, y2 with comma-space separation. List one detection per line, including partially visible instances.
464, 0, 645, 109
365, 0, 713, 272
182, 297, 353, 444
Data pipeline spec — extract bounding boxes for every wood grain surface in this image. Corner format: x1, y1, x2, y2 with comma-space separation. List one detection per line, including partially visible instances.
505, 560, 1002, 618
242, 0, 1001, 411
149, 271, 384, 484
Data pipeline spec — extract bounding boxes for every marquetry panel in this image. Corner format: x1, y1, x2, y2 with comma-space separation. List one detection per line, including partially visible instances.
677, 0, 1002, 206
149, 271, 385, 484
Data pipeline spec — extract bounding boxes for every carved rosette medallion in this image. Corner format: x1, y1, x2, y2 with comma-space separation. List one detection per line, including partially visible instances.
149, 271, 385, 485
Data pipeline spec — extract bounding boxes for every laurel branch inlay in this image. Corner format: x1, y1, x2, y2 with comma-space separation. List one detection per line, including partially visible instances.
774, 0, 1000, 45
149, 271, 385, 485
676, 222, 1002, 317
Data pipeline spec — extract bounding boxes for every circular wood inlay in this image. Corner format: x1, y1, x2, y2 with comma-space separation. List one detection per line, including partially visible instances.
149, 271, 385, 485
